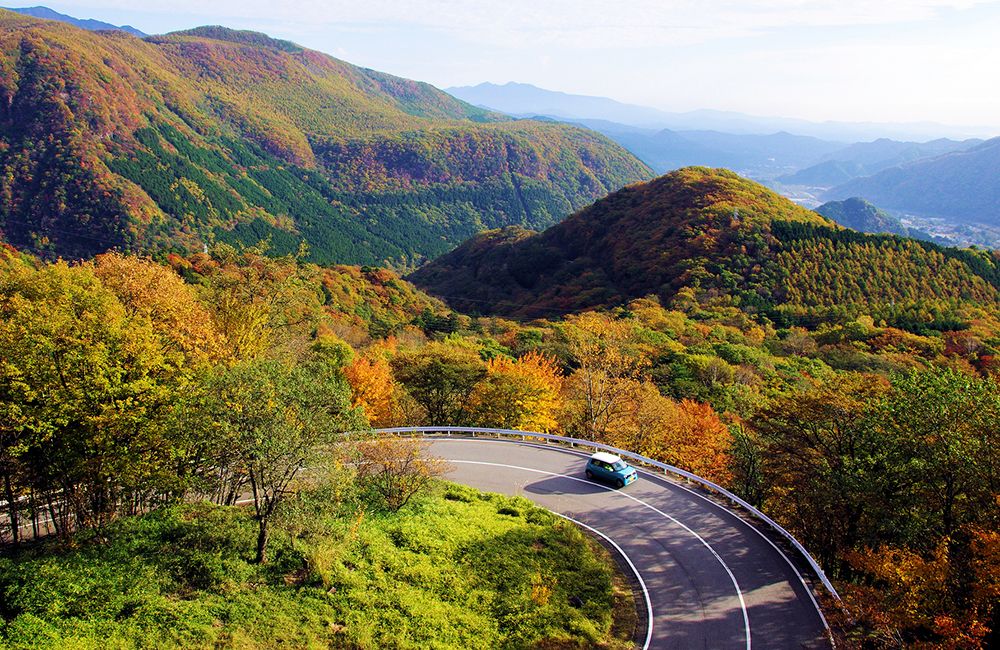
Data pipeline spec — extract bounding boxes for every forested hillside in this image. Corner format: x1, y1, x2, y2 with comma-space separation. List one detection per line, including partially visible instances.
411, 167, 1000, 330
0, 12, 650, 265
815, 197, 941, 242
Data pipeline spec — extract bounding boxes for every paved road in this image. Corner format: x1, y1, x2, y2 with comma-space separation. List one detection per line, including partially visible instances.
426, 437, 830, 650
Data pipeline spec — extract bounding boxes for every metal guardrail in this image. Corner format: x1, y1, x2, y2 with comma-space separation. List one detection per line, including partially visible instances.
369, 425, 840, 602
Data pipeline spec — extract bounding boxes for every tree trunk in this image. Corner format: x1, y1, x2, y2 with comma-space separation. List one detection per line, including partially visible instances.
3, 470, 19, 544
255, 517, 269, 564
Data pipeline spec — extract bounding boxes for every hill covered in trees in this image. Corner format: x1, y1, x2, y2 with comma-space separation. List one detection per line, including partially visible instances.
815, 197, 941, 242
0, 11, 650, 265
411, 167, 1000, 329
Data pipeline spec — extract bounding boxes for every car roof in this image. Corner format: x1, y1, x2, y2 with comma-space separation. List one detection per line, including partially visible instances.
590, 451, 624, 464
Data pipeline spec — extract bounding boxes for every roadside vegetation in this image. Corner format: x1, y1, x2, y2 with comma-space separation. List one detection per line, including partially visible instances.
0, 481, 633, 649
1, 242, 999, 646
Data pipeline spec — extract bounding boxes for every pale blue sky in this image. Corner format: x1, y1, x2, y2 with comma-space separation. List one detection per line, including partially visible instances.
7, 0, 1000, 129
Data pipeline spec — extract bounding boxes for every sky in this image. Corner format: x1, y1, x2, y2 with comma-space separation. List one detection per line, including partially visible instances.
6, 0, 1000, 130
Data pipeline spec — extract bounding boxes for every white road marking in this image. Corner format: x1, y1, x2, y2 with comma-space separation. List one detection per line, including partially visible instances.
440, 436, 831, 638
449, 459, 752, 650
552, 511, 655, 650
496, 439, 833, 637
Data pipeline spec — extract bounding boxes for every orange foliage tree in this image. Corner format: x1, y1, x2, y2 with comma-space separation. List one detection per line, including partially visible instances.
344, 354, 397, 427
841, 527, 1000, 648
598, 383, 732, 484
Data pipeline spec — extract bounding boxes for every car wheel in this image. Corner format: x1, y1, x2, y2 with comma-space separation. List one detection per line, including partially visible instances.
585, 470, 594, 480
615, 478, 625, 488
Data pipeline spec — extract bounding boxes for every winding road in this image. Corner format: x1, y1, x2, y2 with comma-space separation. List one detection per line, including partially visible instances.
425, 437, 831, 650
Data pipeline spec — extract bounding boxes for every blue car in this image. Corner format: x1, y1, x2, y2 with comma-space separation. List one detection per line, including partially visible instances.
585, 452, 638, 488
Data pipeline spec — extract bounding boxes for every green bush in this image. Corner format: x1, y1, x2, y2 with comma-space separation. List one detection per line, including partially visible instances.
0, 484, 633, 649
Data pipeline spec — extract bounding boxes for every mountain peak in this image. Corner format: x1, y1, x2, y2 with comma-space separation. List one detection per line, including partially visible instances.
410, 167, 998, 320
167, 26, 303, 53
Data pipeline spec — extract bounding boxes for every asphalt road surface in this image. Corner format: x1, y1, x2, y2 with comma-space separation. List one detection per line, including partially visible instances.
425, 437, 831, 650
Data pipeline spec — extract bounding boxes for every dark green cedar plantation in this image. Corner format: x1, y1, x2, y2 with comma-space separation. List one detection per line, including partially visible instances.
410, 167, 1000, 329
0, 11, 650, 265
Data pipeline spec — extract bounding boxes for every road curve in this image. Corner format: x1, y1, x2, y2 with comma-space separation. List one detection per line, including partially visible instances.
425, 437, 830, 650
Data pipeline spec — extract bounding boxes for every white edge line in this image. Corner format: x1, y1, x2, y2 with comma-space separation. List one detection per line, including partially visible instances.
508, 441, 830, 630
450, 459, 752, 650
438, 436, 832, 640
553, 511, 654, 650
631, 467, 833, 634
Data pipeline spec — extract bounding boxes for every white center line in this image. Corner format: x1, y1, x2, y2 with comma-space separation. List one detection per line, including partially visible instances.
449, 459, 752, 650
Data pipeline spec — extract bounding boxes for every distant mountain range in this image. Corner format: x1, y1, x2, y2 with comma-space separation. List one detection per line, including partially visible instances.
0, 11, 649, 264
3, 5, 146, 36
778, 138, 982, 187
410, 167, 1000, 324
446, 84, 1000, 233
447, 82, 996, 142
587, 124, 843, 178
825, 138, 1000, 228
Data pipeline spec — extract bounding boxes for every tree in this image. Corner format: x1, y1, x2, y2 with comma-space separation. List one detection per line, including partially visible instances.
203, 359, 362, 563
561, 312, 648, 439
598, 383, 733, 484
344, 354, 398, 426
0, 261, 182, 537
752, 373, 894, 569
466, 351, 564, 432
92, 253, 223, 365
390, 342, 484, 425
841, 526, 1000, 648
875, 369, 1000, 544
353, 437, 448, 511
196, 245, 324, 361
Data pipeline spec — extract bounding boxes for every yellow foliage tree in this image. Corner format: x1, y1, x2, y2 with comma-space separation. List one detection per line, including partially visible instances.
92, 253, 223, 366
562, 312, 649, 438
466, 351, 564, 432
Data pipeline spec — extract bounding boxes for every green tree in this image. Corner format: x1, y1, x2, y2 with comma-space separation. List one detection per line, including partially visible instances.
390, 342, 485, 425
0, 262, 183, 536
202, 358, 362, 563
753, 373, 896, 570
875, 368, 1000, 544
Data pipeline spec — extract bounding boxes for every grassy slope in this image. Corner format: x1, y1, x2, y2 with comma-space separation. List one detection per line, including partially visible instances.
0, 12, 650, 265
410, 167, 1000, 326
0, 484, 634, 649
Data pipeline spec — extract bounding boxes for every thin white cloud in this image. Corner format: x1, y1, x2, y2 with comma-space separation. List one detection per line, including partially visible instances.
46, 0, 1000, 47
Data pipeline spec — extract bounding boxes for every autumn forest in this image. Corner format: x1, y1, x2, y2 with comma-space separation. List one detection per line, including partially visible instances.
0, 7, 999, 650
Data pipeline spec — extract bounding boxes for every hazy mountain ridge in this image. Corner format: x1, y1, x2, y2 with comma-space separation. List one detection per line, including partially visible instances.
824, 138, 1000, 228
778, 138, 982, 187
3, 5, 146, 36
0, 12, 650, 264
447, 81, 994, 141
